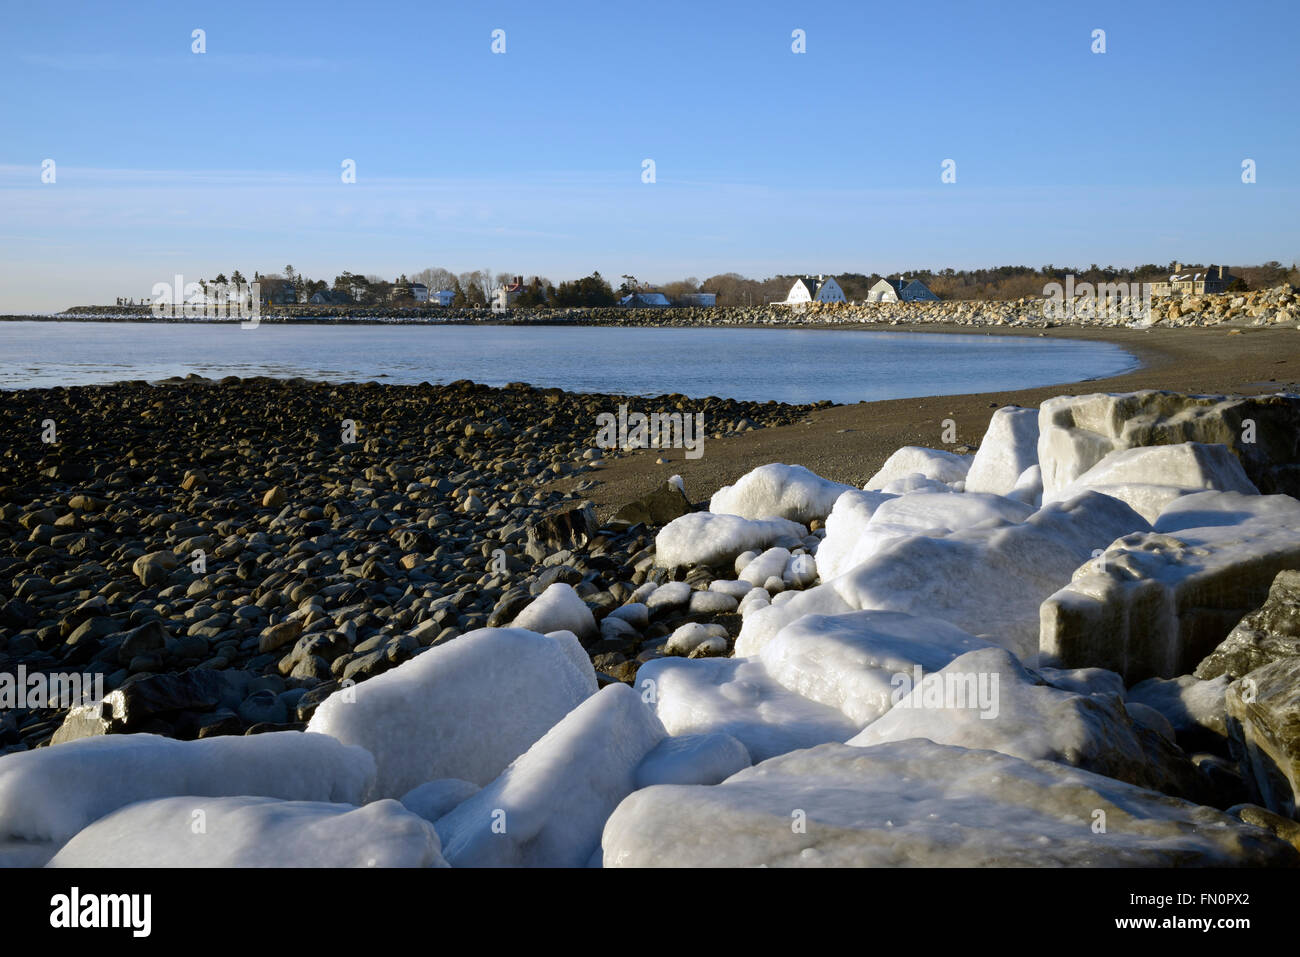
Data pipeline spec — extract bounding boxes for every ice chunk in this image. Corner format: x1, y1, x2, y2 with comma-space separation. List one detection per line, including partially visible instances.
655, 512, 808, 569
740, 491, 1148, 660
49, 796, 446, 868
709, 463, 855, 525
965, 406, 1040, 495
738, 547, 792, 586
757, 610, 993, 726
1040, 491, 1300, 683
400, 779, 481, 823
307, 627, 596, 797
510, 583, 597, 642
865, 447, 971, 490
634, 733, 752, 788
849, 647, 1206, 799
0, 731, 374, 845
635, 656, 859, 762
1127, 674, 1231, 753
602, 739, 1295, 867
435, 684, 665, 867
1005, 464, 1043, 507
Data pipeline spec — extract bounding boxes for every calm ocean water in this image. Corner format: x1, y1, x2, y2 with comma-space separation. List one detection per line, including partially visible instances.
0, 321, 1138, 404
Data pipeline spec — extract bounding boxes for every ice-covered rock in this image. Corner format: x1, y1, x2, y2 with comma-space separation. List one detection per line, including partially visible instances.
1196, 569, 1300, 680
1040, 491, 1300, 683
635, 656, 859, 762
965, 406, 1040, 495
756, 610, 993, 726
602, 740, 1295, 867
783, 553, 818, 588
709, 579, 757, 600
1037, 390, 1300, 498
1226, 658, 1300, 818
877, 474, 956, 495
655, 512, 807, 569
709, 463, 855, 525
665, 622, 728, 656
509, 583, 597, 642
634, 733, 752, 788
49, 790, 447, 868
1042, 443, 1258, 522
741, 491, 1147, 661
307, 627, 596, 798
0, 731, 374, 846
48, 796, 447, 868
1005, 464, 1044, 507
848, 647, 1207, 799
738, 547, 792, 586
435, 684, 665, 867
688, 590, 738, 615
1127, 674, 1231, 755
1036, 665, 1126, 698
865, 447, 971, 491
400, 779, 481, 823
816, 488, 1029, 579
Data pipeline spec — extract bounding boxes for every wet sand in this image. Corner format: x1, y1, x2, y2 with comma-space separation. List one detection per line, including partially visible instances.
562, 324, 1300, 517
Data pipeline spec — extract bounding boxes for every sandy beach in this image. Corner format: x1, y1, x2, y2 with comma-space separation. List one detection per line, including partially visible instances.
568, 323, 1300, 517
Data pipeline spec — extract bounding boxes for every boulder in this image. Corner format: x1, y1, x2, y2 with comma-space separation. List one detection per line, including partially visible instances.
964, 406, 1040, 495
1040, 492, 1300, 683
1037, 390, 1300, 498
864, 446, 970, 491
1196, 569, 1300, 680
602, 740, 1296, 867
850, 647, 1208, 800
1226, 657, 1300, 818
654, 512, 808, 570
709, 464, 855, 525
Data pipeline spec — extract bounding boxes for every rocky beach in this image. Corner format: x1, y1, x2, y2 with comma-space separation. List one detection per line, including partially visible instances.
2, 321, 1300, 867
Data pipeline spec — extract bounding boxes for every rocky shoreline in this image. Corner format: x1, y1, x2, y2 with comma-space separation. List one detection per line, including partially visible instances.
0, 377, 822, 752
4, 375, 1300, 867
30, 282, 1300, 329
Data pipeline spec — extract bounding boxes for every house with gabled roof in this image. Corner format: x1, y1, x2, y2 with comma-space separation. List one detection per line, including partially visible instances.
779, 275, 846, 305
867, 276, 939, 303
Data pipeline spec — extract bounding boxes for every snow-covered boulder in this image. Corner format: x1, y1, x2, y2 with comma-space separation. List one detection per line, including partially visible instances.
740, 491, 1148, 661
1127, 674, 1231, 754
864, 447, 971, 491
811, 488, 1034, 587
709, 463, 855, 525
756, 610, 993, 726
849, 647, 1207, 799
635, 656, 859, 762
1005, 464, 1044, 507
1040, 491, 1300, 683
399, 779, 481, 823
1041, 443, 1258, 522
965, 406, 1040, 495
48, 796, 446, 868
307, 627, 596, 798
1037, 390, 1300, 498
655, 512, 807, 569
435, 684, 665, 867
510, 583, 597, 642
738, 547, 792, 586
0, 731, 374, 846
602, 740, 1297, 867
634, 733, 751, 788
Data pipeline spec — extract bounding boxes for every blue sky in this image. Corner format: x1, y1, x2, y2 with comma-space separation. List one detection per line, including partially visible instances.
1, 0, 1296, 311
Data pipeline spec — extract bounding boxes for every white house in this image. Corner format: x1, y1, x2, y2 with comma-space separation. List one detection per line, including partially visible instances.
409, 283, 429, 303
867, 276, 939, 303
429, 289, 455, 306
780, 275, 846, 305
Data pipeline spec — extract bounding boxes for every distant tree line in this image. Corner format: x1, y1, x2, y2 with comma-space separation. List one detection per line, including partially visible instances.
193, 260, 1297, 308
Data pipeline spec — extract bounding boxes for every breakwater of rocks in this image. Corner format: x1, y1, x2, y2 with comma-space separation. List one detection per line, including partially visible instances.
39, 283, 1300, 328
0, 377, 826, 753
